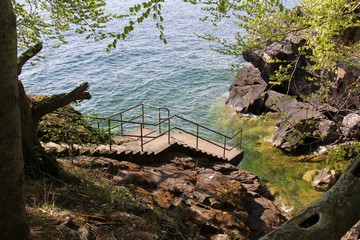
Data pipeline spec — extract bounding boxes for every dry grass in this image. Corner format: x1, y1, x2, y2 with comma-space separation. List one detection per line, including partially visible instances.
25, 157, 187, 240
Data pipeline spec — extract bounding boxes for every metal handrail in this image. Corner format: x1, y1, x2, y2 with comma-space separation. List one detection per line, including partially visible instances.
168, 115, 243, 158
65, 103, 242, 159
100, 103, 171, 151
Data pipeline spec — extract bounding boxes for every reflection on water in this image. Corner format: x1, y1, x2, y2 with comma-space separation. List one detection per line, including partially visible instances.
209, 103, 323, 215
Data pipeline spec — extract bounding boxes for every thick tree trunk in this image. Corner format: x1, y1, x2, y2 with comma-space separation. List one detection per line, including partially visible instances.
260, 155, 360, 240
0, 1, 29, 239
20, 81, 91, 177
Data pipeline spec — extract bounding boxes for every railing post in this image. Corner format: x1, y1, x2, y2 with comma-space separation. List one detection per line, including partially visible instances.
223, 137, 227, 158
141, 104, 145, 129
108, 119, 112, 151
140, 124, 144, 152
168, 117, 171, 145
158, 109, 161, 133
120, 113, 123, 135
196, 125, 199, 149
240, 130, 242, 149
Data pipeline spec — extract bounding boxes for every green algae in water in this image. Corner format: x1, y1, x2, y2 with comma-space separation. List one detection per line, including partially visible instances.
252, 139, 323, 214
209, 105, 323, 215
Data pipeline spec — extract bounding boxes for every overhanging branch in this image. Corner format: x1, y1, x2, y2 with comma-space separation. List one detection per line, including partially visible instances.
17, 43, 43, 75
32, 82, 91, 121
260, 155, 360, 240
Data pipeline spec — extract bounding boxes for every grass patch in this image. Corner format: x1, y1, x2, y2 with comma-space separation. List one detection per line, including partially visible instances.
25, 157, 188, 240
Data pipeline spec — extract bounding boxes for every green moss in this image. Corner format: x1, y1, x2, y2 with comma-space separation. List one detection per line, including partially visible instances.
210, 106, 324, 215
38, 105, 110, 145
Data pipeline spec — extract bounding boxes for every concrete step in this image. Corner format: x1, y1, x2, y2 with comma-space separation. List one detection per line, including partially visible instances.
52, 127, 243, 165
119, 128, 243, 165
170, 131, 243, 162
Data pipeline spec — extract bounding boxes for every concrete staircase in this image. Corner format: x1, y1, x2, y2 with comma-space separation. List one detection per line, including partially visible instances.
88, 128, 243, 166
44, 104, 244, 165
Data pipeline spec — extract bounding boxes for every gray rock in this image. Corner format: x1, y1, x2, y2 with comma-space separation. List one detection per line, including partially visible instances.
226, 17, 360, 150
264, 90, 285, 112
341, 113, 360, 138
266, 94, 325, 149
226, 66, 267, 114
317, 119, 340, 144
227, 85, 266, 114
243, 36, 318, 96
312, 167, 338, 191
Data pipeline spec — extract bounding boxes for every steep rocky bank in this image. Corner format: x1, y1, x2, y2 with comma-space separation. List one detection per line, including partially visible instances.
43, 141, 288, 239
226, 31, 360, 150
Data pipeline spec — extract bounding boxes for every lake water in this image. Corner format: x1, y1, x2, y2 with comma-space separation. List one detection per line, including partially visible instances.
21, 1, 241, 123
21, 0, 320, 214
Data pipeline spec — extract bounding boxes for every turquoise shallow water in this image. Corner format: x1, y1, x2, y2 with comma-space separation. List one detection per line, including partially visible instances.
21, 0, 319, 214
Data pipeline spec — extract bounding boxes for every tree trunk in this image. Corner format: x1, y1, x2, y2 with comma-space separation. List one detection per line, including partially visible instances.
19, 81, 91, 177
260, 155, 360, 240
0, 1, 29, 239
19, 81, 60, 177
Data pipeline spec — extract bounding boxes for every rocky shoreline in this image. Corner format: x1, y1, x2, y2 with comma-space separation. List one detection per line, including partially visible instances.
226, 33, 360, 151
43, 141, 287, 239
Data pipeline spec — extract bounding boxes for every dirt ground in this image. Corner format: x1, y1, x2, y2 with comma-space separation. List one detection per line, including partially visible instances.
26, 158, 186, 240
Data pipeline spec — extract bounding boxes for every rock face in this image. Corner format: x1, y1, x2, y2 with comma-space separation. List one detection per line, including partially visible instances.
226, 32, 360, 150
72, 154, 288, 240
226, 66, 267, 114
341, 113, 360, 139
242, 37, 318, 96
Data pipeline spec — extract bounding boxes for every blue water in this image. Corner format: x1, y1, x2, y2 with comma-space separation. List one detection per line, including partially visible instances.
21, 0, 298, 129
21, 1, 242, 127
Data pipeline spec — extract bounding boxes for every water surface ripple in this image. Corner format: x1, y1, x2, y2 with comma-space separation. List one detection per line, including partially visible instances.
21, 1, 241, 125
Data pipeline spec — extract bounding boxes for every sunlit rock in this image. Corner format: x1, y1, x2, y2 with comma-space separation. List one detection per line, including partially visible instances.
311, 167, 339, 191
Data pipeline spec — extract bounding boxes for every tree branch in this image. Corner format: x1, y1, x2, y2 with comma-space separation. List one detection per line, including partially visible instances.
17, 43, 43, 75
32, 82, 91, 121
260, 154, 360, 240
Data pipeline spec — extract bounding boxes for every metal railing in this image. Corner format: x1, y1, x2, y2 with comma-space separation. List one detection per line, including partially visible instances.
93, 104, 170, 151
168, 115, 243, 158
92, 103, 243, 159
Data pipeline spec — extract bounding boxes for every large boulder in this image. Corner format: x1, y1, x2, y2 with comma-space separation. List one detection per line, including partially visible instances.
227, 43, 339, 150
242, 36, 318, 96
226, 23, 359, 150
265, 91, 337, 149
226, 65, 267, 114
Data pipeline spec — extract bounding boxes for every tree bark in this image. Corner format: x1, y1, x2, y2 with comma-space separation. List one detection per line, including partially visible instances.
19, 81, 59, 177
260, 155, 360, 240
17, 43, 42, 75
32, 82, 91, 122
0, 1, 29, 239
15, 44, 91, 177
20, 81, 91, 177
